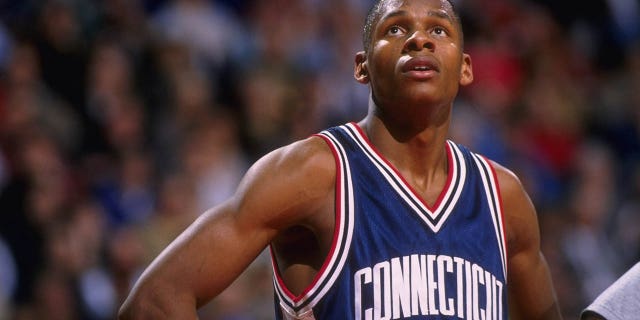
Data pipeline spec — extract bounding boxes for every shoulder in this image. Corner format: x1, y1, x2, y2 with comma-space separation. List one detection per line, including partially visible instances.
232, 135, 337, 229
454, 144, 529, 209
488, 160, 526, 201
447, 142, 525, 201
251, 135, 335, 183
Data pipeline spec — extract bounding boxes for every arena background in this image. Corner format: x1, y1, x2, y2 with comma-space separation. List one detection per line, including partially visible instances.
0, 0, 638, 319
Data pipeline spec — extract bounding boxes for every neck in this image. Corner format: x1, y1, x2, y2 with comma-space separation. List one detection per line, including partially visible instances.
368, 92, 452, 138
358, 96, 451, 189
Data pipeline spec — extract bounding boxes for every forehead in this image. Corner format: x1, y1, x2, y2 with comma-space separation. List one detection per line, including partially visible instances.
378, 0, 455, 22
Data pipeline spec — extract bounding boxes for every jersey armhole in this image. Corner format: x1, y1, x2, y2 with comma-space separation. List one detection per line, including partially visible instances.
269, 133, 349, 314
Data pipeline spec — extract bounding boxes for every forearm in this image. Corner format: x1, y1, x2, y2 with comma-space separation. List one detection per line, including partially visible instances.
118, 205, 270, 319
118, 282, 199, 320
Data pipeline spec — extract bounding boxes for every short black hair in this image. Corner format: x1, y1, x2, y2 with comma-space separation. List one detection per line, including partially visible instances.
362, 0, 463, 52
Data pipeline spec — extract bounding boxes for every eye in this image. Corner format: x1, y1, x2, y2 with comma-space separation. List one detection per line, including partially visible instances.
387, 25, 405, 36
431, 26, 448, 37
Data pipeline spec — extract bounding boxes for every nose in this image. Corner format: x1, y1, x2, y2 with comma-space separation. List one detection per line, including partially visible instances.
403, 30, 435, 53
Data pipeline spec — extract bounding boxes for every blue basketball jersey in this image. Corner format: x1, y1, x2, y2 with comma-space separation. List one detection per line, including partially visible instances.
271, 123, 508, 319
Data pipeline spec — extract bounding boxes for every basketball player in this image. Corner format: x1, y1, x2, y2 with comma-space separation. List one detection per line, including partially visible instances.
119, 0, 562, 319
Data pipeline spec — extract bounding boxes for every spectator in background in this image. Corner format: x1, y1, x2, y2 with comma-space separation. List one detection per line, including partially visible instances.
180, 113, 248, 214
610, 163, 640, 271
84, 38, 138, 154
150, 0, 244, 74
1, 41, 80, 154
33, 0, 90, 156
137, 174, 198, 263
0, 130, 74, 316
562, 143, 621, 302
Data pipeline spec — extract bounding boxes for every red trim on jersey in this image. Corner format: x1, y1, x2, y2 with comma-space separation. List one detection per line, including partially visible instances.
270, 134, 344, 303
351, 122, 455, 212
484, 156, 509, 275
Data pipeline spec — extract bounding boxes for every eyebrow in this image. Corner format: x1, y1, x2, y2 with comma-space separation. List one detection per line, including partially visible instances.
427, 9, 455, 24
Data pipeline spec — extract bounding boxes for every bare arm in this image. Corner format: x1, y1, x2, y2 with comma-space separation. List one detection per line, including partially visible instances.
118, 137, 335, 319
493, 162, 562, 320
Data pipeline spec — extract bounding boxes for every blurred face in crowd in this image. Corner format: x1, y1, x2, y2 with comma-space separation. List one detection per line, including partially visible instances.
356, 0, 473, 115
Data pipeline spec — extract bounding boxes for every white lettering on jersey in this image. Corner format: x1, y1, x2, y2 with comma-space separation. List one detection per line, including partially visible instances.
354, 254, 503, 320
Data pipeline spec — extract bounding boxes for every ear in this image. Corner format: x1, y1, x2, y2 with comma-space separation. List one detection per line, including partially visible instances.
354, 51, 370, 84
459, 53, 473, 86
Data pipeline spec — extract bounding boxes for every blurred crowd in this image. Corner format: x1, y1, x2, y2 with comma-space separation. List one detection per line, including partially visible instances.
0, 0, 637, 319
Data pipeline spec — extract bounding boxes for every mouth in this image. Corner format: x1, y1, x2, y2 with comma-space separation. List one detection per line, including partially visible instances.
401, 56, 440, 78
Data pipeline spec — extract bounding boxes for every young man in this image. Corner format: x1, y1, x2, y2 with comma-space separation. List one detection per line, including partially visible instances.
119, 0, 562, 319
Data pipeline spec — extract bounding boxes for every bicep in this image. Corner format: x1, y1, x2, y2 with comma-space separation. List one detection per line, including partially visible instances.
493, 163, 561, 320
508, 245, 559, 319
